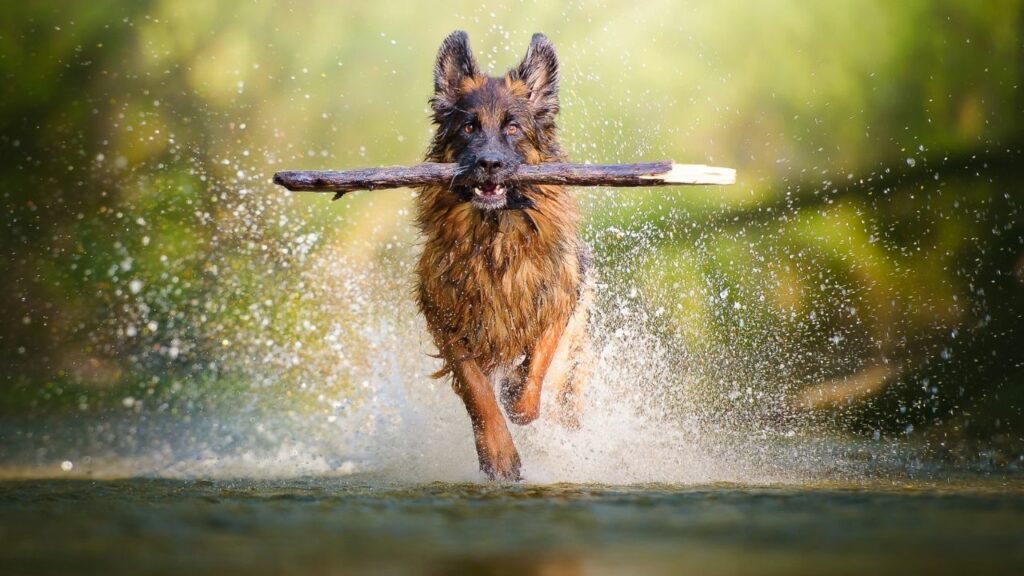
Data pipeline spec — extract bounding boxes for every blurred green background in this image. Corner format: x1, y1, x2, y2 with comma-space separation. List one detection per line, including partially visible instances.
2, 0, 1023, 468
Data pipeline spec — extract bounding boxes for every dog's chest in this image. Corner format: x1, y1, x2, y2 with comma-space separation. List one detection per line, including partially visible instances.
418, 209, 579, 371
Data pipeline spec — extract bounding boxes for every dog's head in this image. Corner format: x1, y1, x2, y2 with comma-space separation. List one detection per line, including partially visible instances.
427, 31, 562, 210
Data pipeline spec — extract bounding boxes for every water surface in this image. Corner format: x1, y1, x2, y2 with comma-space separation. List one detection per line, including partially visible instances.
3, 476, 1022, 575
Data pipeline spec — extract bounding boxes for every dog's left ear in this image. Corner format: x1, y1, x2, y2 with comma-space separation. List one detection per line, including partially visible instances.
515, 33, 559, 119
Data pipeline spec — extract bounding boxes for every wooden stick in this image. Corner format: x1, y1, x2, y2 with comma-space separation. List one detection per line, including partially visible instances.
272, 162, 735, 200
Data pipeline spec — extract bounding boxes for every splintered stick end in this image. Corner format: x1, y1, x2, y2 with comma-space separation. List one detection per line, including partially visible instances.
641, 164, 736, 186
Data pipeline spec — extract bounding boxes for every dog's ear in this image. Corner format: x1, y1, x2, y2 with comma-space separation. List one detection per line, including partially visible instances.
433, 31, 478, 108
515, 33, 559, 118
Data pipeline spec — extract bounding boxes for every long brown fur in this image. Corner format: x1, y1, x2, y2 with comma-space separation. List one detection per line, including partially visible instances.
413, 32, 591, 480
416, 179, 582, 376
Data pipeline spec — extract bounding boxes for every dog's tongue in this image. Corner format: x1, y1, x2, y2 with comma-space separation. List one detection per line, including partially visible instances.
480, 182, 499, 195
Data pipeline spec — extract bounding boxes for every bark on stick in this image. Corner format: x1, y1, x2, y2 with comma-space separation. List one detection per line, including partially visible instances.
272, 162, 735, 200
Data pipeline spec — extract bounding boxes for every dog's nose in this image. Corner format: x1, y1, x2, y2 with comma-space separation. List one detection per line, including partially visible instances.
476, 155, 503, 173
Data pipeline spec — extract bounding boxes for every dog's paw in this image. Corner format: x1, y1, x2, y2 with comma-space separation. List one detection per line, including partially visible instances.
501, 367, 541, 426
499, 365, 528, 408
476, 425, 522, 482
480, 451, 522, 482
507, 399, 540, 426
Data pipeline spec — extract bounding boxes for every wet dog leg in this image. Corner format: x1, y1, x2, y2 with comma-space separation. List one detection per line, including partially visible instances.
501, 320, 566, 426
448, 344, 521, 481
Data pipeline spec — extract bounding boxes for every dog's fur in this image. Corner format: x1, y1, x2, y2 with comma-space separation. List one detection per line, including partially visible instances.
415, 31, 592, 480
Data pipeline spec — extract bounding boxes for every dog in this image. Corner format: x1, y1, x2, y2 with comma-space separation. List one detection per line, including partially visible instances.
415, 31, 593, 481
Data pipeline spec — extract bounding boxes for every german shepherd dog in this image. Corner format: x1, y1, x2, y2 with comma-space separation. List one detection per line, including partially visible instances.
416, 31, 593, 481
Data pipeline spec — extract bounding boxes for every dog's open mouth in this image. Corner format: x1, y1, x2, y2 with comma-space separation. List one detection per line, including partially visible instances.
471, 182, 508, 208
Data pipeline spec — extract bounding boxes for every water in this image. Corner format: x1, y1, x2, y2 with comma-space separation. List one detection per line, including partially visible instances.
3, 476, 1022, 575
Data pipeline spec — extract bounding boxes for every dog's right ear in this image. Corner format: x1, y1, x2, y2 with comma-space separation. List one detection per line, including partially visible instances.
432, 31, 479, 110
515, 33, 559, 120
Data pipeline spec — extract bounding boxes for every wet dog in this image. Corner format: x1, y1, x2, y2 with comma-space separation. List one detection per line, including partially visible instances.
415, 31, 593, 480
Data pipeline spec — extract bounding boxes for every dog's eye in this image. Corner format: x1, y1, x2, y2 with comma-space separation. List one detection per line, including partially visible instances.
463, 123, 474, 134
505, 123, 519, 136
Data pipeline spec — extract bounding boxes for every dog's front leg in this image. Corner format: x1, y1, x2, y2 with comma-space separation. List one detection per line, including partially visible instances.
447, 344, 521, 481
501, 319, 566, 425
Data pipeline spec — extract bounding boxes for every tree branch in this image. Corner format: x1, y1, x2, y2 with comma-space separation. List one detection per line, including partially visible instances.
272, 162, 735, 200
